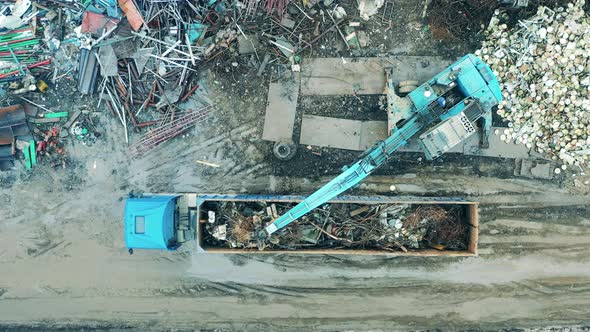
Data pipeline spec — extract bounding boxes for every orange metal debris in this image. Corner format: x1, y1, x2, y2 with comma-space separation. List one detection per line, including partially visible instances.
118, 0, 143, 31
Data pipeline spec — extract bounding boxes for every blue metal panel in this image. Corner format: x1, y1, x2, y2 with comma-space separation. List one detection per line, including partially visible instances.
475, 66, 502, 103
457, 65, 487, 97
124, 195, 178, 249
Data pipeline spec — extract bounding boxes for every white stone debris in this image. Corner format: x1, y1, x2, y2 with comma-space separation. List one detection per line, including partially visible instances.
477, 1, 590, 168
358, 0, 384, 21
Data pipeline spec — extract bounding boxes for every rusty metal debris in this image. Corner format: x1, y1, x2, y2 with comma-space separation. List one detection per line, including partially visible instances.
78, 0, 357, 148
202, 201, 469, 251
0, 0, 369, 163
128, 106, 214, 156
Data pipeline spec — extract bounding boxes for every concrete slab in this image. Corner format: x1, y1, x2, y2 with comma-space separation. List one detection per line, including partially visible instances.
530, 161, 553, 179
515, 158, 554, 179
300, 115, 387, 151
300, 115, 363, 150
359, 121, 388, 149
462, 129, 540, 159
300, 56, 454, 96
262, 73, 300, 142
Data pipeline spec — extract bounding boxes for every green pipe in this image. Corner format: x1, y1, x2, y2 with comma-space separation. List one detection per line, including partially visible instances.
0, 41, 40, 52
0, 32, 34, 39
0, 41, 40, 49
29, 140, 36, 166
45, 112, 68, 118
24, 147, 31, 169
8, 48, 25, 76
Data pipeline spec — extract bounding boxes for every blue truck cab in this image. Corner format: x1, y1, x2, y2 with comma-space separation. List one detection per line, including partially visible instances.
124, 194, 196, 251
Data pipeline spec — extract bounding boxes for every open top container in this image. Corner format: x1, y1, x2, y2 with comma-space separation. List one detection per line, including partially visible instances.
195, 194, 478, 256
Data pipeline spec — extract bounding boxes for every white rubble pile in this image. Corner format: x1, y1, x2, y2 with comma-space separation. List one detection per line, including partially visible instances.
358, 0, 384, 21
477, 1, 590, 169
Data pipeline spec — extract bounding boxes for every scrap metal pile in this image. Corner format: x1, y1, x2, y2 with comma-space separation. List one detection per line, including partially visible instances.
427, 0, 498, 41
478, 1, 590, 170
0, 102, 101, 170
76, 0, 375, 150
203, 202, 469, 251
80, 0, 220, 147
0, 0, 387, 165
0, 0, 56, 96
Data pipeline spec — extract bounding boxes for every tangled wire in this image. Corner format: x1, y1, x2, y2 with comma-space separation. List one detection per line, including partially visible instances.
420, 206, 468, 250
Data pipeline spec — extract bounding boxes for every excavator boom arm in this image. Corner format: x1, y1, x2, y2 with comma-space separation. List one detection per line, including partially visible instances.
265, 54, 501, 236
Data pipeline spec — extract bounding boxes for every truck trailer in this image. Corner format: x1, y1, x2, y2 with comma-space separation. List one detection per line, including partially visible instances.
124, 194, 479, 256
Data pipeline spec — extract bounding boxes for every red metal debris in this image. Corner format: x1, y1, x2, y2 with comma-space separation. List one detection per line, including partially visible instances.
181, 84, 200, 102
36, 140, 47, 152
81, 12, 120, 36
118, 0, 144, 31
0, 59, 51, 79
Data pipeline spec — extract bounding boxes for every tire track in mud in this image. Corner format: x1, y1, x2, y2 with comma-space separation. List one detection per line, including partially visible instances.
135, 123, 258, 172
178, 274, 590, 299
176, 277, 590, 330
126, 122, 273, 193
14, 278, 582, 331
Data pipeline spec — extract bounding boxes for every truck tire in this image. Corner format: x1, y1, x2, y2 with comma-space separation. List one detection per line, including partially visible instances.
273, 142, 297, 161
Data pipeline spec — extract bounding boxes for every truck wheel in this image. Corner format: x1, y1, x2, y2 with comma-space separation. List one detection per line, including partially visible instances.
273, 142, 297, 161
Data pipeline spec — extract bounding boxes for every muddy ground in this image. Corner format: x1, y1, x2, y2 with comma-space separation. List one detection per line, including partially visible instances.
1, 0, 590, 331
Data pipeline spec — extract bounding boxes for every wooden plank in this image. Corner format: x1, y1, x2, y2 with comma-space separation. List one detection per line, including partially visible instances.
63, 110, 82, 128
300, 114, 387, 151
28, 117, 61, 124
468, 204, 478, 255
300, 56, 454, 95
261, 73, 300, 142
